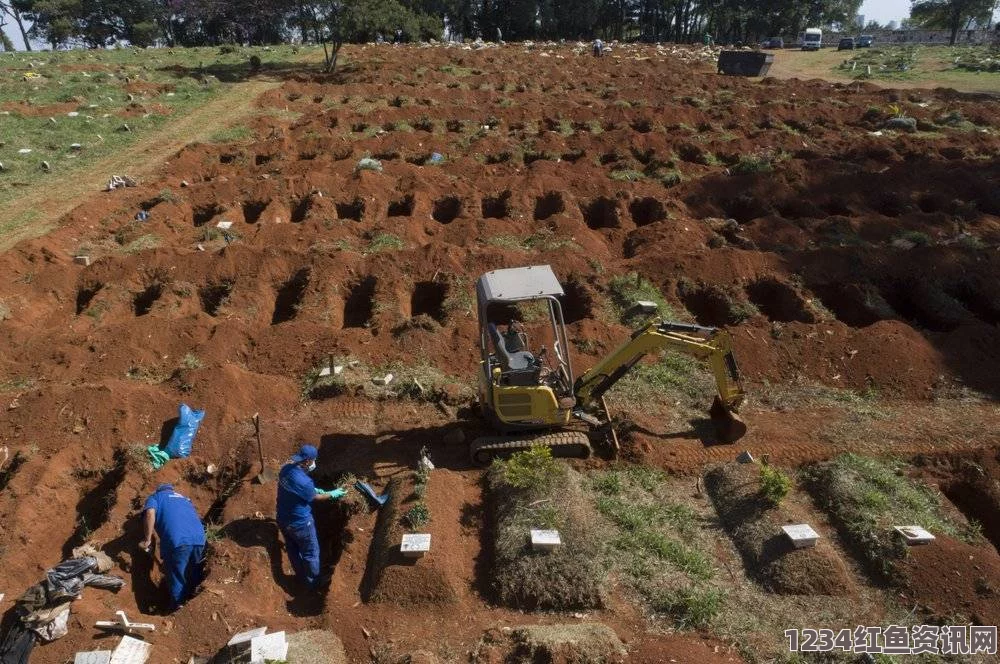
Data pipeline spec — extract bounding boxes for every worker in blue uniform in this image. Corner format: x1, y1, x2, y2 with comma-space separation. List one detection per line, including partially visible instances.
276, 444, 345, 588
139, 484, 206, 611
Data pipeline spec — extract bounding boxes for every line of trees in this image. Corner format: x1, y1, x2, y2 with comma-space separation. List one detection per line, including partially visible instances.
0, 0, 995, 52
0, 0, 867, 51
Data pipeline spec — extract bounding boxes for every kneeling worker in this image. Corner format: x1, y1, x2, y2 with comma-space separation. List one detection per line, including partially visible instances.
140, 484, 206, 611
276, 444, 346, 588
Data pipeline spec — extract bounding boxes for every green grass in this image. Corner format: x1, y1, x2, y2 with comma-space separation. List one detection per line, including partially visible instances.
803, 454, 977, 582
365, 233, 404, 253
606, 271, 671, 325
0, 45, 310, 207
181, 353, 203, 370
588, 466, 721, 628
208, 125, 252, 142
486, 229, 580, 253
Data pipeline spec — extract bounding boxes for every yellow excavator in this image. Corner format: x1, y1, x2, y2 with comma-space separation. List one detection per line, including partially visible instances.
471, 265, 746, 463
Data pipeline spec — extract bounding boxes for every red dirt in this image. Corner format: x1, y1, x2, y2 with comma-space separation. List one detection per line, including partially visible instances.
2, 42, 1000, 661
901, 535, 1000, 625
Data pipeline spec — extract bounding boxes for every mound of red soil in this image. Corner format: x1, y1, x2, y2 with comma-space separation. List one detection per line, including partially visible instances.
901, 535, 1000, 625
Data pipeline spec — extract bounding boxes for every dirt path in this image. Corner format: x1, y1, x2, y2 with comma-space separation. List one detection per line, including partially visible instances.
0, 78, 283, 251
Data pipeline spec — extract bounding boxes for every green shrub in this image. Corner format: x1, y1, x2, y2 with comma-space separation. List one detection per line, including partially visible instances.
607, 272, 671, 325
403, 501, 430, 530
759, 465, 791, 505
492, 446, 564, 492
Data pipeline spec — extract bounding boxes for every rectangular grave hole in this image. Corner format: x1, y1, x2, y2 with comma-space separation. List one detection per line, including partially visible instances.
581, 197, 619, 230
344, 276, 376, 328
299, 151, 317, 161
561, 279, 593, 324
534, 192, 565, 221
272, 268, 310, 325
446, 119, 464, 132
192, 204, 225, 227
374, 150, 400, 161
255, 154, 273, 166
199, 280, 234, 316
629, 197, 666, 227
351, 122, 368, 133
406, 153, 432, 166
242, 200, 268, 224
432, 196, 461, 224
485, 152, 511, 165
133, 282, 163, 316
745, 278, 814, 323
561, 149, 585, 163
945, 282, 1000, 325
0, 451, 26, 491
388, 195, 415, 217
336, 199, 364, 222
411, 281, 448, 323
76, 282, 103, 315
482, 192, 511, 219
292, 196, 313, 223
631, 119, 653, 133
65, 449, 126, 555
219, 153, 238, 164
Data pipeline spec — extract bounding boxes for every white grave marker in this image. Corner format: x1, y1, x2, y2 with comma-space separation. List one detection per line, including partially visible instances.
249, 631, 288, 664
401, 533, 431, 558
109, 636, 151, 664
894, 525, 935, 545
74, 652, 112, 664
531, 529, 561, 552
781, 524, 820, 548
227, 626, 267, 647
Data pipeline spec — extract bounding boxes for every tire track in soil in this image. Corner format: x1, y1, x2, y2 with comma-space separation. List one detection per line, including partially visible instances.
0, 79, 285, 251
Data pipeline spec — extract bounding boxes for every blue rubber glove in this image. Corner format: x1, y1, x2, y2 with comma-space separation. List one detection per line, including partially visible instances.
327, 488, 347, 500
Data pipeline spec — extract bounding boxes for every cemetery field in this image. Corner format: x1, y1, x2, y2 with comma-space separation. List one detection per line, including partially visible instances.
0, 41, 999, 662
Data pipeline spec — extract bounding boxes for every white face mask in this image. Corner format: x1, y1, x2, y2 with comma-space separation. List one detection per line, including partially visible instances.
307, 461, 317, 472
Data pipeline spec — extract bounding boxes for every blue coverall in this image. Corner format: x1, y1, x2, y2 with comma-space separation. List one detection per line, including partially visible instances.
276, 463, 321, 587
144, 485, 206, 610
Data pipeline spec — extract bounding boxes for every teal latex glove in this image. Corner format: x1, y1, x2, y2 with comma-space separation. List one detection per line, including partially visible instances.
314, 487, 325, 495
327, 488, 347, 500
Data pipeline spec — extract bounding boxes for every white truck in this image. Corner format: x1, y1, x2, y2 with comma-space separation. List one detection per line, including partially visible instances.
802, 28, 822, 50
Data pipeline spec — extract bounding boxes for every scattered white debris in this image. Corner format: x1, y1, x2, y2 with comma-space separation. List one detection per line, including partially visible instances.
41, 161, 51, 172
18, 148, 32, 154
373, 373, 394, 386
318, 367, 332, 377
895, 525, 935, 545
73, 255, 91, 266
401, 533, 431, 558
106, 175, 137, 191
782, 524, 820, 549
196, 244, 205, 251
67, 111, 80, 117
216, 221, 233, 230
206, 464, 218, 475
70, 143, 83, 151
736, 450, 754, 463
531, 529, 561, 552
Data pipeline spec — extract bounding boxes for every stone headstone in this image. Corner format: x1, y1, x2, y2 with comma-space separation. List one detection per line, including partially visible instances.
227, 627, 266, 647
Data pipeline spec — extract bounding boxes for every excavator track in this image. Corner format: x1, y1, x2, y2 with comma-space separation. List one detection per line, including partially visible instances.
470, 431, 592, 465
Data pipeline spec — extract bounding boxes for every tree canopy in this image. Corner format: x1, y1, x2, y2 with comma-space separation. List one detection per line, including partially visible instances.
7, 0, 865, 49
910, 0, 997, 44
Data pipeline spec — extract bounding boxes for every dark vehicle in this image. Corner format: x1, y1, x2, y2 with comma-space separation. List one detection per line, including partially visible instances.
857, 35, 874, 47
766, 37, 784, 49
837, 37, 855, 51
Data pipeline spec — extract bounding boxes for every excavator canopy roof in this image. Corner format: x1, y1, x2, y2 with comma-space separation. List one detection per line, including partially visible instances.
476, 265, 564, 304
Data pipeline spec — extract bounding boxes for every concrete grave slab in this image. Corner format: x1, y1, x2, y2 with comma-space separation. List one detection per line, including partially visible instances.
781, 524, 820, 548
531, 529, 561, 552
227, 626, 267, 647
74, 652, 112, 664
250, 631, 288, 664
894, 525, 935, 544
109, 636, 151, 664
401, 533, 431, 558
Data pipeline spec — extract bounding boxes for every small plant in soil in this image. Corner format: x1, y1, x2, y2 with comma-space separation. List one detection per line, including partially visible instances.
606, 271, 671, 326
403, 501, 430, 530
181, 353, 203, 370
651, 586, 724, 629
365, 233, 404, 254
758, 464, 791, 506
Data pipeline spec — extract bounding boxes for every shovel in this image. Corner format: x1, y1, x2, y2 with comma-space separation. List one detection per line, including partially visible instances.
253, 413, 276, 484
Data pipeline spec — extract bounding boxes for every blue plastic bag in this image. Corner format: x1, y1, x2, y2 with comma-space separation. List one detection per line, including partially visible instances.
164, 403, 205, 459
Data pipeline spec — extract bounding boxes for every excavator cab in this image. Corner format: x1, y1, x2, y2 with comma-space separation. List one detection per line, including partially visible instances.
476, 265, 577, 430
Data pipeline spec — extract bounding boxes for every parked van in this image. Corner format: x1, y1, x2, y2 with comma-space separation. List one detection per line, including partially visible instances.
802, 28, 822, 51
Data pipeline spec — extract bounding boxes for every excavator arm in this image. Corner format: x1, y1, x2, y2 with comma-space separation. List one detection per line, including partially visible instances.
573, 319, 747, 442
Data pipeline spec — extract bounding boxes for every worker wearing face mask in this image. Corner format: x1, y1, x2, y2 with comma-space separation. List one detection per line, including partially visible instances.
276, 444, 345, 589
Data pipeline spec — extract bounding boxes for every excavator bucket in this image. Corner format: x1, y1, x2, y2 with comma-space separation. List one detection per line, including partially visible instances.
709, 396, 747, 443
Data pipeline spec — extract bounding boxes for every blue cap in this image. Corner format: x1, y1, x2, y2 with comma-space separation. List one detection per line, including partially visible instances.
155, 483, 173, 493
291, 444, 318, 463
